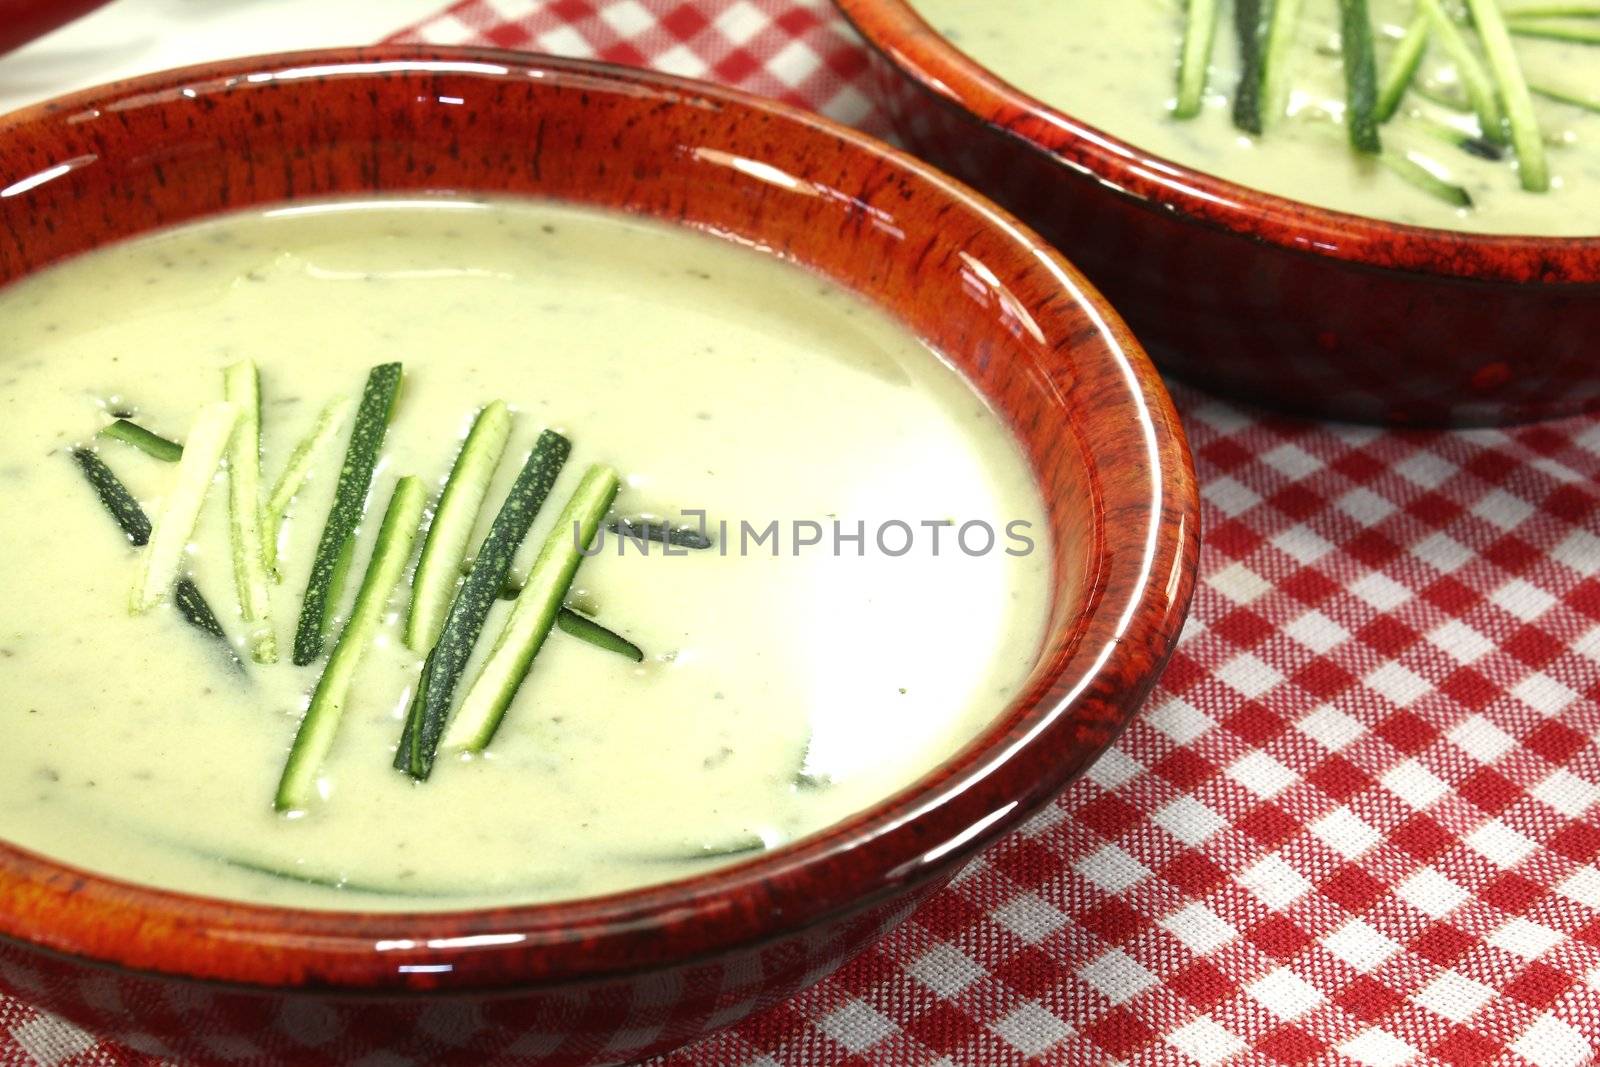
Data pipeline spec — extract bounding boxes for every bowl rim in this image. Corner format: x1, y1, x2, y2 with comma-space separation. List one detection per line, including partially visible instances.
0, 45, 1198, 993
834, 0, 1600, 286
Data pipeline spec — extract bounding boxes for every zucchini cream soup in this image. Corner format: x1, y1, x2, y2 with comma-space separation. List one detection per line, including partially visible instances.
0, 198, 1050, 910
912, 0, 1600, 234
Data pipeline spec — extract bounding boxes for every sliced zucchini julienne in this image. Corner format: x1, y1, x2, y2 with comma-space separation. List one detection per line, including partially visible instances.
264, 395, 355, 580
291, 363, 402, 666
442, 464, 620, 756
275, 476, 426, 813
224, 361, 276, 664
130, 401, 241, 614
405, 400, 513, 652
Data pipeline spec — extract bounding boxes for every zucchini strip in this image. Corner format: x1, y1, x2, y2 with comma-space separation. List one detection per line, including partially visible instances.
71, 448, 151, 545
72, 449, 241, 665
1415, 83, 1474, 111
291, 364, 402, 666
172, 578, 245, 670
97, 419, 182, 463
75, 804, 575, 898
637, 835, 769, 863
1376, 12, 1432, 122
1419, 0, 1507, 141
211, 849, 571, 898
443, 465, 620, 755
1307, 116, 1473, 206
1467, 0, 1552, 190
405, 401, 513, 651
1379, 150, 1475, 205
224, 362, 276, 664
1174, 0, 1222, 118
556, 608, 644, 662
1339, 0, 1384, 153
264, 396, 354, 580
216, 853, 465, 898
394, 430, 571, 779
1507, 16, 1600, 41
607, 517, 713, 550
1260, 0, 1305, 124
1502, 1, 1600, 12
1414, 114, 1507, 157
130, 402, 241, 614
215, 851, 574, 897
1232, 0, 1277, 133
1531, 80, 1600, 112
275, 476, 425, 812
154, 824, 571, 897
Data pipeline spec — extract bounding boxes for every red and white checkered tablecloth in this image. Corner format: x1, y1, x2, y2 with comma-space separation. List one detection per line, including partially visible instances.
4, 2, 1600, 1064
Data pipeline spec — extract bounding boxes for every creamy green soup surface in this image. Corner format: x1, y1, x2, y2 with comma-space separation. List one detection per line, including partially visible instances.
0, 197, 1051, 910
911, 0, 1600, 235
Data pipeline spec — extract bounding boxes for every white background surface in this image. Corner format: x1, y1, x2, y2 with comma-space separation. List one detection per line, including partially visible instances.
0, 0, 442, 115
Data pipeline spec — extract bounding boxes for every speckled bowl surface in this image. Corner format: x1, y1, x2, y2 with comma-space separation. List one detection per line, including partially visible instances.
0, 47, 1196, 1066
836, 0, 1600, 426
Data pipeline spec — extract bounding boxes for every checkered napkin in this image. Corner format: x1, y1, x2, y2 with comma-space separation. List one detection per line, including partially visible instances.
384, 0, 890, 135
5, 2, 1600, 1065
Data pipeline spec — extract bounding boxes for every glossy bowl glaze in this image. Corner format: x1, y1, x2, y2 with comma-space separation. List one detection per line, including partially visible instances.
0, 47, 1197, 1066
836, 0, 1600, 426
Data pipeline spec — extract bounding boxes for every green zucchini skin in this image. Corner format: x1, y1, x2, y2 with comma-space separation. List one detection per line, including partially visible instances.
1174, 0, 1221, 119
405, 400, 513, 652
442, 464, 620, 756
276, 475, 426, 812
71, 448, 239, 665
394, 429, 572, 780
606, 518, 713, 550
291, 363, 403, 666
1338, 0, 1383, 153
97, 419, 182, 462
1414, 115, 1505, 160
173, 578, 229, 640
173, 578, 245, 671
71, 448, 152, 545
1232, 0, 1276, 134
1379, 152, 1474, 206
556, 608, 644, 662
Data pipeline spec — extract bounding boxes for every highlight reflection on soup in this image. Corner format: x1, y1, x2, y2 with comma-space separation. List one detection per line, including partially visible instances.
0, 198, 1051, 910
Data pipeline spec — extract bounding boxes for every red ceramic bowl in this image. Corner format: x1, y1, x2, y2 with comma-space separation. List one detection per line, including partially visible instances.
836, 0, 1600, 426
0, 47, 1197, 1066
0, 0, 111, 56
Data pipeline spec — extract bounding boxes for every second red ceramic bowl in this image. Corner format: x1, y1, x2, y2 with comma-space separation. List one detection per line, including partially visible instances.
0, 47, 1197, 1066
0, 0, 111, 56
837, 0, 1600, 426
